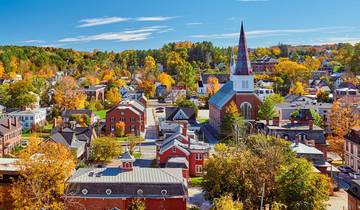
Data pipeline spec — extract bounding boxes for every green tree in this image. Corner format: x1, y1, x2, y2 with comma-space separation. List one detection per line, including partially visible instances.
91, 137, 123, 162
258, 96, 276, 122
176, 61, 196, 95
266, 93, 284, 104
8, 80, 37, 108
214, 194, 243, 210
175, 98, 198, 117
276, 158, 329, 210
310, 109, 323, 128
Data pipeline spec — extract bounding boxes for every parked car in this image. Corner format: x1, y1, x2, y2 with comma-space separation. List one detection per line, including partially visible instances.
349, 172, 360, 179
338, 165, 355, 174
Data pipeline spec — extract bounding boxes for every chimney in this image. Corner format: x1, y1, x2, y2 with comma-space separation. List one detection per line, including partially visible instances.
14, 117, 18, 127
182, 123, 188, 136
309, 120, 313, 130
7, 118, 12, 129
272, 117, 280, 126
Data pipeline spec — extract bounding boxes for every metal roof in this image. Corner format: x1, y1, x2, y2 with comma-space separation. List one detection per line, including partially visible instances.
208, 81, 235, 109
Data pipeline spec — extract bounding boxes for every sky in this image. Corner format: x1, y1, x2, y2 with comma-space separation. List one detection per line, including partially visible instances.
1, 0, 360, 52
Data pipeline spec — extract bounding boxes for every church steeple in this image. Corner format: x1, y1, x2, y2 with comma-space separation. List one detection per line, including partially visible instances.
234, 22, 252, 75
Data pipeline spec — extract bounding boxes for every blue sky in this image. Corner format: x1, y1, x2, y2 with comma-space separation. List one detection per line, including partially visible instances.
1, 0, 360, 51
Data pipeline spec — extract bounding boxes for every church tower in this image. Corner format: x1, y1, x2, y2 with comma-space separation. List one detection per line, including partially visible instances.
230, 22, 254, 93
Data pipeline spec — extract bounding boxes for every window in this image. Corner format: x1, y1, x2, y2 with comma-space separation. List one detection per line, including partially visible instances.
105, 189, 112, 195
111, 117, 114, 122
130, 117, 135, 122
241, 80, 246, 89
0, 174, 3, 180
240, 102, 252, 120
130, 125, 135, 132
195, 153, 202, 160
351, 142, 354, 154
120, 117, 125, 122
120, 112, 124, 115
172, 147, 176, 153
195, 165, 203, 173
245, 80, 249, 88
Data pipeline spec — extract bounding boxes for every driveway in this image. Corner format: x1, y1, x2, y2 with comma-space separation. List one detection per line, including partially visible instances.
188, 187, 212, 210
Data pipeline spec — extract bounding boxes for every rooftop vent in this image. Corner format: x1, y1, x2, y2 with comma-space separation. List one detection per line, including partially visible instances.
88, 171, 94, 177
95, 172, 102, 177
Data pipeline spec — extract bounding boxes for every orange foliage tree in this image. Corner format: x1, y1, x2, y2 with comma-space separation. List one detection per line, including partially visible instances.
53, 76, 87, 110
158, 72, 175, 90
206, 76, 220, 96
115, 121, 126, 137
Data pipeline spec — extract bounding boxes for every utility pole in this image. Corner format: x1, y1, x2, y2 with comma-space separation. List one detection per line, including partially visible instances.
260, 183, 265, 210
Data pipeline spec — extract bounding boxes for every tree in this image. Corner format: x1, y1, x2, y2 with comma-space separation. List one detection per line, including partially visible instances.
214, 194, 243, 210
144, 55, 156, 73
53, 76, 87, 110
115, 121, 125, 137
329, 100, 360, 137
202, 134, 328, 209
302, 56, 321, 71
158, 72, 175, 90
69, 114, 90, 127
258, 96, 276, 122
221, 101, 240, 134
266, 93, 284, 104
206, 76, 220, 96
276, 158, 329, 210
11, 137, 76, 209
138, 80, 155, 98
289, 81, 307, 96
176, 61, 196, 95
91, 137, 123, 162
275, 60, 310, 83
166, 51, 184, 75
105, 87, 121, 105
316, 89, 331, 103
0, 61, 4, 78
128, 198, 146, 210
8, 80, 37, 109
310, 109, 323, 128
255, 48, 271, 58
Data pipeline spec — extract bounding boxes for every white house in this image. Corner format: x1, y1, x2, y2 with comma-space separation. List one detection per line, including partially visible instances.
8, 108, 47, 130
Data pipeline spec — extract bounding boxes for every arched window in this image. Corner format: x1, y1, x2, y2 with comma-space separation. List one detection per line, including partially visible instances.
240, 102, 252, 120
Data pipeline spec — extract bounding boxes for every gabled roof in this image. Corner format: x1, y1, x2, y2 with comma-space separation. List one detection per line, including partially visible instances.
208, 81, 235, 109
345, 127, 360, 144
119, 150, 135, 162
291, 142, 323, 155
0, 117, 21, 136
166, 157, 189, 169
165, 107, 196, 122
49, 128, 86, 157
62, 109, 94, 118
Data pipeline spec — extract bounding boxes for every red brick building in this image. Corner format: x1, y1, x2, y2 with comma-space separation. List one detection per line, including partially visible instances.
0, 117, 22, 157
65, 151, 187, 210
106, 100, 146, 136
347, 179, 360, 210
156, 133, 210, 177
251, 55, 278, 73
209, 23, 261, 133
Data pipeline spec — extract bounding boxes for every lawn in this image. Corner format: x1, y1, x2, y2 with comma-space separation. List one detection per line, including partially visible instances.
198, 117, 209, 124
132, 152, 142, 158
95, 109, 108, 120
189, 177, 204, 187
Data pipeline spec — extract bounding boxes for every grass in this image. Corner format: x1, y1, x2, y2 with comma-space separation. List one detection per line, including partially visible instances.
198, 117, 209, 124
189, 177, 204, 187
42, 123, 53, 133
95, 109, 108, 120
116, 136, 129, 142
22, 132, 50, 139
132, 152, 142, 158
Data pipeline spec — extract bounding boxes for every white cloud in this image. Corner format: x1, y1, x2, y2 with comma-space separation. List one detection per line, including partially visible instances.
135, 16, 177, 21
186, 22, 202, 25
20, 39, 45, 43
190, 27, 350, 39
58, 26, 172, 43
313, 37, 360, 45
78, 17, 129, 27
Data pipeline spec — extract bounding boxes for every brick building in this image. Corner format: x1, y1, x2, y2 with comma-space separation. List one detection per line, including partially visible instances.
156, 133, 210, 177
347, 179, 360, 210
0, 117, 22, 157
209, 23, 261, 133
106, 100, 146, 136
64, 151, 187, 210
345, 127, 360, 172
0, 158, 19, 209
251, 55, 278, 73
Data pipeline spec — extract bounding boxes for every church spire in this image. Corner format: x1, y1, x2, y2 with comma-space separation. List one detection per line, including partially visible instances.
234, 22, 252, 75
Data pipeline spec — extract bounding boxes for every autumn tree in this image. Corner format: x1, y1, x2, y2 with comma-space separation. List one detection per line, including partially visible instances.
158, 72, 175, 90
115, 121, 125, 137
275, 60, 310, 83
176, 61, 196, 95
53, 76, 87, 110
214, 194, 243, 210
206, 76, 220, 96
202, 135, 329, 209
11, 137, 76, 209
0, 61, 4, 78
302, 55, 321, 71
128, 198, 146, 210
166, 51, 184, 75
138, 80, 155, 98
316, 89, 331, 103
91, 137, 123, 162
105, 87, 121, 106
8, 80, 37, 109
220, 101, 245, 138
289, 81, 307, 96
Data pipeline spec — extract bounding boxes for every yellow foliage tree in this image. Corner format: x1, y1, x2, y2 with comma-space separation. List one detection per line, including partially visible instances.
275, 60, 310, 83
138, 80, 155, 98
115, 121, 126, 137
144, 55, 156, 73
302, 56, 321, 71
85, 75, 100, 86
214, 194, 243, 210
11, 137, 76, 209
206, 76, 220, 96
102, 70, 115, 81
106, 87, 121, 105
0, 61, 4, 78
289, 81, 307, 96
158, 72, 175, 90
53, 76, 87, 110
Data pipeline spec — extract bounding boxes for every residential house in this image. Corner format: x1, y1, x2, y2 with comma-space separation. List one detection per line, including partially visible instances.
334, 86, 360, 104
0, 158, 19, 209
197, 73, 229, 96
165, 107, 199, 132
347, 179, 360, 210
275, 101, 331, 122
259, 109, 328, 159
0, 118, 22, 157
106, 100, 146, 136
156, 133, 210, 177
79, 85, 106, 102
256, 88, 274, 101
62, 109, 96, 125
64, 152, 187, 210
251, 55, 278, 73
344, 127, 360, 172
7, 108, 47, 130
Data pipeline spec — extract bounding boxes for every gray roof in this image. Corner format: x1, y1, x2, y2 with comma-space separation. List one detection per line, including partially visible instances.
208, 81, 234, 109
49, 128, 86, 157
291, 143, 323, 155
166, 157, 189, 169
159, 133, 210, 154
0, 117, 21, 136
165, 107, 196, 122
62, 109, 94, 118
276, 102, 332, 110
68, 167, 184, 184
119, 150, 135, 162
